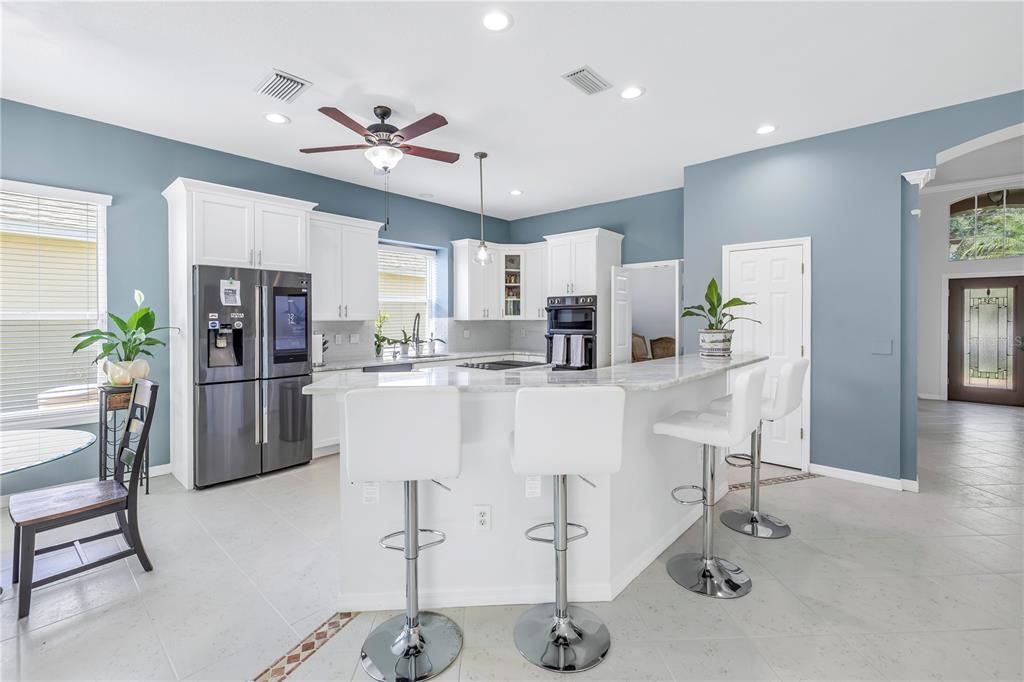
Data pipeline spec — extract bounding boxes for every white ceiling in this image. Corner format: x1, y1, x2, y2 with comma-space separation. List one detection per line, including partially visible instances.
2, 2, 1021, 220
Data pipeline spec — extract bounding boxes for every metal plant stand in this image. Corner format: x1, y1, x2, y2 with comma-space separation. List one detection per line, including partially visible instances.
98, 385, 150, 494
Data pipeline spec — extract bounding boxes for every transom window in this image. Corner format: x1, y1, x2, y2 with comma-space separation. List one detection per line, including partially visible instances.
0, 180, 110, 427
949, 187, 1024, 261
377, 244, 436, 341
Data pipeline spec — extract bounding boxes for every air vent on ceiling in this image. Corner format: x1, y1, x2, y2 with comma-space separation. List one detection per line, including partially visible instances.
561, 65, 612, 95
255, 69, 312, 103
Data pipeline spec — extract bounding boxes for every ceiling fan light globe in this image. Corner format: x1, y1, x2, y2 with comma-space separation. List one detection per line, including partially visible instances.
364, 145, 404, 171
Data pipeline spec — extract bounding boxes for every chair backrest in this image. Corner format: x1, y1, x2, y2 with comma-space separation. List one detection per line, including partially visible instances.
727, 367, 767, 444
650, 337, 675, 359
631, 334, 650, 362
344, 387, 461, 483
114, 378, 159, 497
764, 358, 809, 421
512, 387, 625, 476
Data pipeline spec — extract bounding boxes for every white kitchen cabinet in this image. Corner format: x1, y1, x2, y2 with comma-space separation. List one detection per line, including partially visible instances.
309, 212, 382, 321
189, 184, 313, 272
523, 245, 549, 320
545, 232, 604, 296
313, 391, 340, 452
255, 202, 308, 271
453, 240, 501, 320
192, 192, 255, 267
547, 238, 574, 296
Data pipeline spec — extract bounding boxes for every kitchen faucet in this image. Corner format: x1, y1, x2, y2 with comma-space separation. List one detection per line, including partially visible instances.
412, 313, 422, 355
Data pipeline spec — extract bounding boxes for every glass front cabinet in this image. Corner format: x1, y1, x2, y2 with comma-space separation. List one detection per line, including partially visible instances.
502, 251, 524, 318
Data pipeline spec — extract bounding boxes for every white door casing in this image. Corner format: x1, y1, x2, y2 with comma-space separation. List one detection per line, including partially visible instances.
611, 267, 633, 365
723, 238, 811, 470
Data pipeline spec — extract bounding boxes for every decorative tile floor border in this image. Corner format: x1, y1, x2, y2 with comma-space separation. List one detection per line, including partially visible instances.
729, 471, 821, 491
254, 612, 356, 681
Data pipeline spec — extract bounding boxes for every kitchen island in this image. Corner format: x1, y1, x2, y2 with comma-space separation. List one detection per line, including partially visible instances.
304, 352, 766, 611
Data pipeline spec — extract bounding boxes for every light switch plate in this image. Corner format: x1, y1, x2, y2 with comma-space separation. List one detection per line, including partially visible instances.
335, 334, 344, 345
463, 329, 471, 339
349, 333, 360, 344
871, 338, 893, 356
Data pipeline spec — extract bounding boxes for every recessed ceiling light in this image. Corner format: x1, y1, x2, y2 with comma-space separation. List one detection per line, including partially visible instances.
620, 86, 644, 100
756, 123, 776, 135
483, 10, 512, 31
264, 112, 291, 124
419, 193, 435, 199
509, 189, 523, 196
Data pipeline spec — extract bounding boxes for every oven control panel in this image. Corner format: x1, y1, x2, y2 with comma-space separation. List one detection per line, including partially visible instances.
546, 295, 596, 307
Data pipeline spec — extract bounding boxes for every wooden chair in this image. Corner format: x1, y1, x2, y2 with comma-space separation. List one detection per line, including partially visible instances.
650, 337, 676, 359
9, 379, 158, 618
631, 334, 651, 362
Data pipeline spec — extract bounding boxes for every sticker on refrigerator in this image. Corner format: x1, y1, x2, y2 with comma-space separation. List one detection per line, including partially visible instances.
219, 279, 241, 306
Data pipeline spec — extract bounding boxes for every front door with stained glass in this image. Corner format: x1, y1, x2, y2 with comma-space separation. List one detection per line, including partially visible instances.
948, 276, 1024, 406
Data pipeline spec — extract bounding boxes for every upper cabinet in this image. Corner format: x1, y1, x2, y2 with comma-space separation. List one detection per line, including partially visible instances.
522, 244, 548, 320
545, 230, 608, 296
452, 240, 500, 320
168, 179, 316, 272
308, 212, 382, 321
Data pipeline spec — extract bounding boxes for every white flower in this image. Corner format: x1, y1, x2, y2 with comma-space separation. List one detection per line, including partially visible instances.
134, 290, 145, 307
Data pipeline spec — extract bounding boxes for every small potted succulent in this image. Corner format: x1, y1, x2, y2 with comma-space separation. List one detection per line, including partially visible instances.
682, 278, 759, 358
397, 329, 413, 358
427, 334, 446, 356
72, 290, 170, 385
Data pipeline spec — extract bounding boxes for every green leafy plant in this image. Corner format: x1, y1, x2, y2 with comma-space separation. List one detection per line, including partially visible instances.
71, 290, 170, 363
681, 278, 760, 330
398, 329, 413, 345
373, 311, 395, 355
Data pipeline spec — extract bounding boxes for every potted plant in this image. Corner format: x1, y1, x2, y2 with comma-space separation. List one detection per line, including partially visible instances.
397, 329, 413, 358
427, 334, 446, 356
682, 278, 759, 358
72, 290, 170, 385
373, 311, 393, 358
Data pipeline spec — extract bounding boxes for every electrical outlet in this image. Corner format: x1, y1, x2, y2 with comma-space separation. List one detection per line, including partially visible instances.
349, 333, 360, 344
463, 329, 471, 339
335, 334, 344, 345
473, 504, 491, 531
520, 328, 527, 337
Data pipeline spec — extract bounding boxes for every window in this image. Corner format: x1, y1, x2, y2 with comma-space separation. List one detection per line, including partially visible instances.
0, 180, 110, 427
949, 187, 1024, 260
377, 244, 435, 341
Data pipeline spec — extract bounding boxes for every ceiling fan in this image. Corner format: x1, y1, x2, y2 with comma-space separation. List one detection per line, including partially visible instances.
300, 105, 459, 172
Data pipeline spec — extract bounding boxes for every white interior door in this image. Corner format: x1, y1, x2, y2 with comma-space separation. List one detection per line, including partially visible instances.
611, 267, 632, 365
725, 243, 806, 469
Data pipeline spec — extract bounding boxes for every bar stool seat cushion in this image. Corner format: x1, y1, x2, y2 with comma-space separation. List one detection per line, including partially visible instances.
652, 410, 736, 449
344, 386, 461, 483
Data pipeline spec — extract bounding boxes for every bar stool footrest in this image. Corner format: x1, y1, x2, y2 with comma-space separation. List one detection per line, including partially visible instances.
671, 484, 705, 505
379, 528, 446, 552
724, 453, 753, 468
524, 521, 589, 544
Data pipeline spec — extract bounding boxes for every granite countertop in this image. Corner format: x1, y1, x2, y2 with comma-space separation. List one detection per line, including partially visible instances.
312, 350, 545, 373
303, 352, 767, 395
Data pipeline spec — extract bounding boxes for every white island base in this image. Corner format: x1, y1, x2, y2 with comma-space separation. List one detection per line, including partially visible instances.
304, 353, 766, 612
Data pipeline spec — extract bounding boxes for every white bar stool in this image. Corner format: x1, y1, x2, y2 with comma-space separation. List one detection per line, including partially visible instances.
344, 387, 463, 682
511, 387, 625, 673
653, 366, 766, 599
714, 358, 809, 539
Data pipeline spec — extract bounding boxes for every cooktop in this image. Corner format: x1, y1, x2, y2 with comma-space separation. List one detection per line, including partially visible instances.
457, 360, 547, 371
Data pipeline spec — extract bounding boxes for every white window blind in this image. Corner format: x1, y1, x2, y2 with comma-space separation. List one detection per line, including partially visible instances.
0, 182, 109, 426
378, 244, 435, 341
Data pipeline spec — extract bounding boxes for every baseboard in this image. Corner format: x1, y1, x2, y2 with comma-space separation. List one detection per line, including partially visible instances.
150, 463, 173, 477
918, 393, 945, 401
809, 463, 917, 492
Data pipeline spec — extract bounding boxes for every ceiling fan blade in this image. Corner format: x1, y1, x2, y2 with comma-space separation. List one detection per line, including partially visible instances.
394, 113, 448, 142
318, 107, 372, 137
299, 144, 370, 154
401, 145, 460, 164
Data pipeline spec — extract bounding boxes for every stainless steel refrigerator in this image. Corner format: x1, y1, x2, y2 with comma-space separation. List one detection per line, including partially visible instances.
193, 265, 312, 487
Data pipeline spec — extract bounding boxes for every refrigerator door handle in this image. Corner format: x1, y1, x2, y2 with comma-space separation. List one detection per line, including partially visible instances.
262, 382, 269, 444
259, 285, 269, 372
254, 381, 261, 445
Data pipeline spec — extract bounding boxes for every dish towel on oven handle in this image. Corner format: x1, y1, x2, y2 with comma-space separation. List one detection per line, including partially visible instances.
551, 334, 567, 365
569, 334, 586, 368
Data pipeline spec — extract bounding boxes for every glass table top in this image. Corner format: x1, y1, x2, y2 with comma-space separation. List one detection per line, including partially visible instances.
0, 429, 97, 475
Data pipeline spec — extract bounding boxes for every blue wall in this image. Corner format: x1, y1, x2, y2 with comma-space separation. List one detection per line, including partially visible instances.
0, 98, 510, 495
900, 179, 918, 481
682, 90, 1024, 479
510, 188, 684, 263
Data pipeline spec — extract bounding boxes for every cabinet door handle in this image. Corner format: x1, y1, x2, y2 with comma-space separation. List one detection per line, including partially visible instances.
258, 250, 262, 266
338, 304, 342, 318
249, 249, 254, 265
344, 305, 348, 318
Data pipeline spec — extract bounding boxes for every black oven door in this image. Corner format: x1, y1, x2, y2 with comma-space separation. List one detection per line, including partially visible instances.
547, 306, 596, 334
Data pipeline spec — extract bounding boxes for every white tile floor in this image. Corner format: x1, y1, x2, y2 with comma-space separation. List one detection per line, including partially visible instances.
1, 399, 1021, 681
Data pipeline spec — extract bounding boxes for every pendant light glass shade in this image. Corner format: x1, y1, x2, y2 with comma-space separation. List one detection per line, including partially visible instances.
473, 151, 491, 266
364, 145, 403, 172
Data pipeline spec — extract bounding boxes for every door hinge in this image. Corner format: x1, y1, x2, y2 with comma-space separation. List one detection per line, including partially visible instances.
800, 427, 805, 440
801, 262, 805, 274
801, 345, 805, 357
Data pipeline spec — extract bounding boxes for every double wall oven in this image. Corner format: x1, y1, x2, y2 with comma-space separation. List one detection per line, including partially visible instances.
545, 295, 597, 370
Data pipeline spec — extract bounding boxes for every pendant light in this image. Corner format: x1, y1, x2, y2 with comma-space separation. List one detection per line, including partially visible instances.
473, 151, 493, 265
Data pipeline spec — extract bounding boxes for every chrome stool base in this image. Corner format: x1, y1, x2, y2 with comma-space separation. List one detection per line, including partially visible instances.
667, 553, 752, 599
360, 612, 463, 682
513, 603, 610, 673
720, 508, 792, 539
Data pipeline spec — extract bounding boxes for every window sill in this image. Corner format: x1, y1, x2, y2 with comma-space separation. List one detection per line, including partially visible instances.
1, 405, 98, 430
